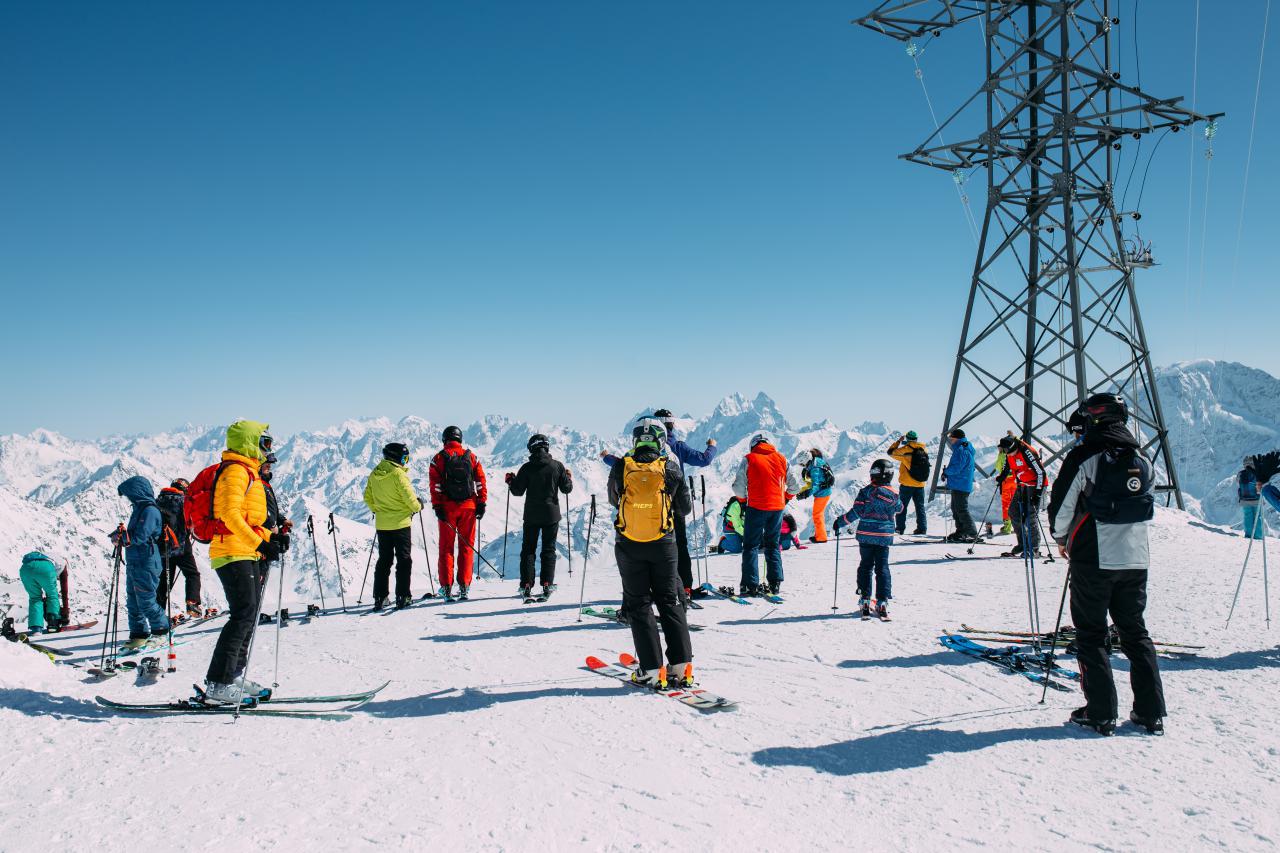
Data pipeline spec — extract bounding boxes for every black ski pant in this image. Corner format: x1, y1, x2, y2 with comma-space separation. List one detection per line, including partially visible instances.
374, 528, 413, 600
1069, 564, 1166, 721
1010, 486, 1040, 553
520, 522, 559, 588
615, 536, 693, 673
156, 547, 201, 608
950, 491, 978, 539
896, 486, 927, 534
206, 560, 263, 685
673, 512, 693, 592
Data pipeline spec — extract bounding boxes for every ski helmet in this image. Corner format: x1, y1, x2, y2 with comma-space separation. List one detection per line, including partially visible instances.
1081, 392, 1128, 428
527, 433, 550, 453
998, 435, 1017, 451
653, 408, 676, 433
383, 442, 410, 465
948, 428, 966, 439
442, 425, 463, 445
869, 458, 895, 485
749, 433, 772, 449
170, 478, 190, 492
632, 418, 667, 452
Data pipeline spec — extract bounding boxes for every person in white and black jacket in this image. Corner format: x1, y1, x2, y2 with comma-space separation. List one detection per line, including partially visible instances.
1048, 393, 1165, 736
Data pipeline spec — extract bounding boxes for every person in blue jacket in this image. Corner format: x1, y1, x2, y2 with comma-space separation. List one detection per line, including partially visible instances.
603, 409, 717, 599
941, 428, 978, 543
832, 459, 903, 619
114, 475, 171, 649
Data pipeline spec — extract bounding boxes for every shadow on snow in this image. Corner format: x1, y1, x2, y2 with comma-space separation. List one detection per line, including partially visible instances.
362, 684, 624, 717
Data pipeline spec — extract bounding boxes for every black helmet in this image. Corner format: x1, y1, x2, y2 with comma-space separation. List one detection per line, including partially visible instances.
442, 426, 463, 445
527, 433, 550, 453
1081, 393, 1128, 428
632, 418, 667, 452
869, 458, 895, 485
383, 442, 410, 465
1066, 411, 1087, 435
998, 435, 1017, 451
170, 478, 190, 492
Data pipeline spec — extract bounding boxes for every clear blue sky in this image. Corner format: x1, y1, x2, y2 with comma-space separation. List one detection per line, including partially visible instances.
1, 1, 1274, 439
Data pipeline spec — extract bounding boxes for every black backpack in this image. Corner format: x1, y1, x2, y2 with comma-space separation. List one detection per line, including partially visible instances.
908, 446, 931, 482
1085, 446, 1154, 524
155, 490, 186, 548
442, 450, 477, 501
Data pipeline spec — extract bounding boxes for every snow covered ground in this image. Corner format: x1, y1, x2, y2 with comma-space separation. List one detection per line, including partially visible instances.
2, 508, 1278, 851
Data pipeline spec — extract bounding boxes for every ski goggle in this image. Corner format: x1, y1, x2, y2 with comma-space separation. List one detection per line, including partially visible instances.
260, 434, 274, 453
400, 451, 411, 465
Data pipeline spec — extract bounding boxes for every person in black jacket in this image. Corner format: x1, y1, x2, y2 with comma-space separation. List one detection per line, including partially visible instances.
257, 454, 291, 599
608, 419, 694, 688
506, 434, 574, 599
1048, 393, 1164, 736
155, 478, 203, 618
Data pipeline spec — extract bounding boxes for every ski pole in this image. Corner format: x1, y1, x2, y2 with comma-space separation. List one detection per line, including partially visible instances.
1227, 512, 1261, 628
97, 527, 125, 671
576, 495, 597, 622
356, 533, 376, 604
831, 527, 841, 611
1040, 563, 1072, 704
326, 512, 348, 612
417, 510, 436, 599
306, 515, 327, 613
699, 475, 708, 586
968, 486, 1000, 555
565, 493, 573, 577
440, 518, 504, 578
1264, 518, 1272, 629
273, 550, 286, 688
502, 487, 511, 579
163, 547, 176, 673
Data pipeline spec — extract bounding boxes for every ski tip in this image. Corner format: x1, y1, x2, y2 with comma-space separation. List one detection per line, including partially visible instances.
618, 652, 636, 667
585, 656, 608, 670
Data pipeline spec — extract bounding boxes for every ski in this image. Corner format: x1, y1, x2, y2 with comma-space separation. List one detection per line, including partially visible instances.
50, 620, 101, 633
958, 623, 1204, 651
583, 654, 736, 711
118, 638, 189, 658
580, 607, 703, 631
699, 583, 752, 605
94, 695, 365, 718
939, 634, 1078, 691
9, 635, 73, 657
192, 680, 391, 705
942, 553, 990, 561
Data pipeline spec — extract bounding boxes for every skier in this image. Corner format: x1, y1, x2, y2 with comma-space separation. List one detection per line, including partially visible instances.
888, 431, 930, 535
801, 449, 835, 543
505, 433, 573, 601
994, 444, 1016, 535
607, 418, 694, 688
19, 551, 62, 635
257, 453, 294, 602
202, 420, 285, 705
429, 426, 488, 601
1048, 393, 1165, 736
155, 478, 202, 620
1239, 457, 1264, 540
714, 496, 745, 554
941, 428, 978, 543
113, 476, 171, 649
832, 459, 903, 620
732, 433, 802, 596
650, 409, 717, 599
362, 442, 423, 610
780, 513, 807, 550
997, 435, 1048, 557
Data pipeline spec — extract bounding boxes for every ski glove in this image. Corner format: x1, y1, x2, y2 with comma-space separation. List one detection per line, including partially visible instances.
256, 537, 284, 561
475, 501, 486, 520
832, 518, 846, 535
505, 472, 515, 485
434, 506, 447, 522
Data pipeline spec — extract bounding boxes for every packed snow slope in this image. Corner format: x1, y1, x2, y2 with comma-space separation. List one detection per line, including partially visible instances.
2, 509, 1278, 851
2, 360, 1275, 619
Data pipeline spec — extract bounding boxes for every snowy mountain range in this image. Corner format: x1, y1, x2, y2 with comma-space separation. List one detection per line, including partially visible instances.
2, 362, 1276, 617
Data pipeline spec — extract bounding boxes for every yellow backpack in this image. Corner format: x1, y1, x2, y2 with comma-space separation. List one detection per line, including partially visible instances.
615, 455, 673, 542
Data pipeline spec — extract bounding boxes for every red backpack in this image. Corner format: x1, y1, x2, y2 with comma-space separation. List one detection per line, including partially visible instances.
184, 460, 255, 544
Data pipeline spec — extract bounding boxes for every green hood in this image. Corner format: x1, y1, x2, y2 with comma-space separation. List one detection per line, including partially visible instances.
226, 420, 270, 461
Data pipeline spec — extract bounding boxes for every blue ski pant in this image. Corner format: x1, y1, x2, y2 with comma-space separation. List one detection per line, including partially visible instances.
740, 507, 783, 588
857, 544, 892, 603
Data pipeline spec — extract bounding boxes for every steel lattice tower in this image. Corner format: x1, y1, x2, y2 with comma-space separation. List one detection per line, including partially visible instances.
855, 0, 1222, 507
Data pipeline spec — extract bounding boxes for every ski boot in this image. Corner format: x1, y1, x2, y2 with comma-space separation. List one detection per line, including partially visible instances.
235, 673, 271, 700
258, 612, 275, 625
122, 635, 152, 651
457, 584, 470, 601
518, 584, 533, 601
439, 585, 455, 602
1000, 520, 1013, 535
876, 601, 890, 621
1069, 707, 1117, 736
859, 598, 872, 619
186, 601, 202, 620
768, 581, 782, 596
203, 607, 220, 619
1128, 711, 1165, 736
540, 583, 555, 601
394, 596, 411, 610
201, 681, 244, 706
668, 662, 694, 688
372, 597, 386, 612
631, 665, 668, 690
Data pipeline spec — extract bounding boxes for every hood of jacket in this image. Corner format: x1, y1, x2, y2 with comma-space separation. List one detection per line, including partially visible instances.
750, 441, 778, 458
1083, 421, 1140, 451
529, 447, 552, 463
226, 420, 270, 461
117, 475, 156, 507
369, 458, 407, 480
632, 446, 664, 464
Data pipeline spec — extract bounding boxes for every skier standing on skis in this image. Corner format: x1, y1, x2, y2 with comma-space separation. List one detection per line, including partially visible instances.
997, 435, 1048, 557
429, 426, 488, 601
1048, 393, 1165, 736
155, 478, 203, 620
608, 418, 694, 688
114, 475, 171, 649
363, 442, 423, 610
800, 449, 835, 543
19, 551, 62, 635
941, 429, 978, 543
888, 431, 930, 535
732, 433, 802, 596
506, 433, 573, 601
202, 420, 285, 705
832, 459, 903, 620
650, 409, 717, 599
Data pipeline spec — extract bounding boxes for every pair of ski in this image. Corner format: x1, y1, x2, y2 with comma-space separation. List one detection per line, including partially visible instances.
579, 606, 705, 632
94, 680, 391, 718
701, 582, 782, 605
939, 633, 1078, 692
585, 653, 736, 711
958, 624, 1203, 653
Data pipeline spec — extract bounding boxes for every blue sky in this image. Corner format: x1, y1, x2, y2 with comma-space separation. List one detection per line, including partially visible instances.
1, 1, 1274, 439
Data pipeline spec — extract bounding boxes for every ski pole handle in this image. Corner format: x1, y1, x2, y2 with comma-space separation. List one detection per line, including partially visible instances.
700, 475, 706, 503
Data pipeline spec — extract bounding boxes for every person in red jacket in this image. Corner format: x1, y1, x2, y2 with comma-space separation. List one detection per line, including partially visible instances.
732, 433, 802, 596
429, 425, 488, 601
997, 435, 1049, 557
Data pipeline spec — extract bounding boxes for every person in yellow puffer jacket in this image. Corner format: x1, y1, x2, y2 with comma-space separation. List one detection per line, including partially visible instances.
203, 419, 286, 704
888, 431, 929, 535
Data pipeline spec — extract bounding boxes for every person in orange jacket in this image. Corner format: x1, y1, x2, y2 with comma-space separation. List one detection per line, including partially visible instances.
429, 425, 488, 601
732, 433, 802, 596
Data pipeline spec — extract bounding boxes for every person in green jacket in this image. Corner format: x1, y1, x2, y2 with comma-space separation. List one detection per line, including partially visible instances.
19, 551, 62, 634
362, 442, 424, 610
